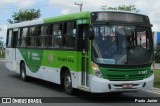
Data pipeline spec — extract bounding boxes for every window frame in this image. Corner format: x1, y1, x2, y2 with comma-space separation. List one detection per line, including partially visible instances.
7, 19, 79, 51
6, 29, 13, 48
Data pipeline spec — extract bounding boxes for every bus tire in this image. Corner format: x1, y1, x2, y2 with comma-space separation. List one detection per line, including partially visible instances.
64, 71, 74, 95
20, 62, 27, 81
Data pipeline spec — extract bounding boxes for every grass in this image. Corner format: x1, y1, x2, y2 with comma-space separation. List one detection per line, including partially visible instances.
154, 69, 160, 88
0, 52, 5, 58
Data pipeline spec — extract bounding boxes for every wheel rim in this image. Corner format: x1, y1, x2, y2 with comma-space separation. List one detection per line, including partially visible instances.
21, 64, 26, 80
64, 75, 72, 93
22, 69, 25, 79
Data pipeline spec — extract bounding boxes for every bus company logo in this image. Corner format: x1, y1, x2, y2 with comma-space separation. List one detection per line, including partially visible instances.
48, 54, 53, 64
125, 75, 129, 80
2, 98, 11, 103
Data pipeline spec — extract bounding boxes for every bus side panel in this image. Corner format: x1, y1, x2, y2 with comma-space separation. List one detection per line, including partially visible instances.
41, 50, 81, 87
5, 48, 16, 71
15, 48, 26, 74
18, 48, 61, 84
25, 65, 61, 84
17, 48, 82, 88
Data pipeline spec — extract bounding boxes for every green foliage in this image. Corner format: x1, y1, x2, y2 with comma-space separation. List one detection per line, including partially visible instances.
102, 5, 140, 13
154, 69, 160, 88
0, 37, 4, 48
0, 50, 5, 58
155, 43, 160, 63
8, 9, 41, 24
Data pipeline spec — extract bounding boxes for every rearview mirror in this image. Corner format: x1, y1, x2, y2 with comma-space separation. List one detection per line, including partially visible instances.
88, 27, 94, 40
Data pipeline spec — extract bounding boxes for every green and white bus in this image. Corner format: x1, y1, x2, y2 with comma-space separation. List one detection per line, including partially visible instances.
5, 11, 154, 94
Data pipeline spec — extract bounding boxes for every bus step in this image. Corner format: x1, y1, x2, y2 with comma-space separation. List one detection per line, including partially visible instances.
79, 86, 90, 92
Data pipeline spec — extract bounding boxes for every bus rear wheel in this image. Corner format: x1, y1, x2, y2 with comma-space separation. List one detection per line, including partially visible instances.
64, 71, 74, 95
20, 62, 27, 81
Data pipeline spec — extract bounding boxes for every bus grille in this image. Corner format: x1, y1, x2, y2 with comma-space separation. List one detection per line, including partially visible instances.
105, 69, 148, 81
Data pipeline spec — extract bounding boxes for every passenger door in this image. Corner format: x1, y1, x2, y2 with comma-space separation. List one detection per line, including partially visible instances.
78, 24, 89, 87
5, 28, 18, 71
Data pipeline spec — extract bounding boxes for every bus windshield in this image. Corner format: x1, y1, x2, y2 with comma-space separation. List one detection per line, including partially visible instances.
92, 25, 154, 65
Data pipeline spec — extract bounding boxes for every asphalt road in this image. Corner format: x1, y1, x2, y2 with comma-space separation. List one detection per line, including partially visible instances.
0, 60, 160, 106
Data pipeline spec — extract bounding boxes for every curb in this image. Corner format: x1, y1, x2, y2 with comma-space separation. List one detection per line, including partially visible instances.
153, 87, 160, 93
155, 63, 160, 69
146, 87, 160, 95
0, 59, 5, 61
154, 88, 160, 90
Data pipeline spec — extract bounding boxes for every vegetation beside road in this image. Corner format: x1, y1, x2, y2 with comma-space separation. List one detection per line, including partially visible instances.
154, 69, 160, 88
0, 51, 5, 58
0, 55, 4, 58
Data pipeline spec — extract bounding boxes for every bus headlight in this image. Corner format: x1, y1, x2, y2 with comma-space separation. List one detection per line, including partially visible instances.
92, 62, 102, 78
150, 62, 154, 76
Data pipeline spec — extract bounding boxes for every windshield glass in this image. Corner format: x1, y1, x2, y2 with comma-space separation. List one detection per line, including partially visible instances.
92, 25, 153, 65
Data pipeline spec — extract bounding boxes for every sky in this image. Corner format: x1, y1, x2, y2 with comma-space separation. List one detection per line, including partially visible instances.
0, 0, 160, 33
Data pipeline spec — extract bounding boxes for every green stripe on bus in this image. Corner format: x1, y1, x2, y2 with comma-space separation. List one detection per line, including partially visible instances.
19, 48, 83, 73
100, 67, 150, 81
44, 12, 91, 23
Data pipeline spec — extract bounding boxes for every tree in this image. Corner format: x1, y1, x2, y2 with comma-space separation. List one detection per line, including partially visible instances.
101, 5, 140, 13
8, 9, 41, 24
0, 37, 4, 56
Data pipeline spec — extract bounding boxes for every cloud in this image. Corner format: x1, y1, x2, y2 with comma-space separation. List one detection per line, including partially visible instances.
49, 0, 78, 14
49, 0, 160, 31
1, 0, 159, 31
0, 0, 37, 8
0, 0, 16, 4
15, 0, 37, 8
49, 0, 136, 14
61, 9, 71, 15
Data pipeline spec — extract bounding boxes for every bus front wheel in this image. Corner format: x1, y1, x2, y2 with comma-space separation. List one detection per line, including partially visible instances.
20, 62, 27, 81
64, 71, 74, 95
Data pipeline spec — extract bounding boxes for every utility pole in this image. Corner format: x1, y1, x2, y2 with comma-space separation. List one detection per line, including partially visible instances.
100, 6, 107, 10
74, 2, 83, 12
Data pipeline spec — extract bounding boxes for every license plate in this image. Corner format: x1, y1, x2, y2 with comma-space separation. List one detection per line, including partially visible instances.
122, 84, 133, 89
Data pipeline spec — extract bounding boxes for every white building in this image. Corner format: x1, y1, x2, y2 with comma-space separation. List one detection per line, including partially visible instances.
153, 31, 160, 47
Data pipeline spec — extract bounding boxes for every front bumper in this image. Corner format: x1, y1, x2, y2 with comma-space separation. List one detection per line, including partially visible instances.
90, 74, 154, 93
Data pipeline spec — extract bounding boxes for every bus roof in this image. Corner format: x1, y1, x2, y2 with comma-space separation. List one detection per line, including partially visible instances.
44, 11, 91, 23
93, 10, 147, 17
7, 11, 148, 29
7, 19, 44, 29
7, 11, 91, 29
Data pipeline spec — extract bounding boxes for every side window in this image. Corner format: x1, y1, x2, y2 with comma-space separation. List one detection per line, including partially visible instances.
48, 24, 62, 48
17, 29, 21, 47
7, 30, 13, 47
19, 28, 28, 47
62, 22, 76, 49
137, 31, 147, 48
41, 25, 48, 35
37, 25, 48, 48
27, 27, 37, 47
29, 27, 38, 36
